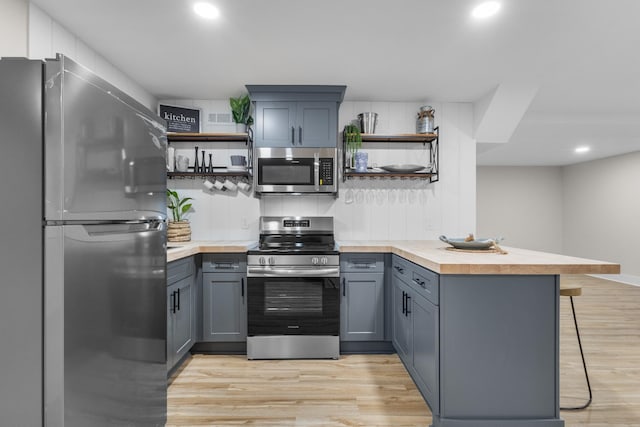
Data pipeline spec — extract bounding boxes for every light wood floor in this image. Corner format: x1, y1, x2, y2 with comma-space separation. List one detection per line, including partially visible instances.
168, 274, 640, 426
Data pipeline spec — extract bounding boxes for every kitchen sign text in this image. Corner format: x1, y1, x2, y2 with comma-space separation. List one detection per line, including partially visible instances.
159, 104, 200, 133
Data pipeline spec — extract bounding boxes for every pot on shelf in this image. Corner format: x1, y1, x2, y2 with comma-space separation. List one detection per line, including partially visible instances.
167, 220, 191, 242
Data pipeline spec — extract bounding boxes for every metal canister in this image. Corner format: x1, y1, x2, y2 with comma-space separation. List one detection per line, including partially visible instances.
416, 106, 435, 133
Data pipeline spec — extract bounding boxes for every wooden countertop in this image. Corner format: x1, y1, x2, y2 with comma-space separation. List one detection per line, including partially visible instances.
167, 240, 255, 262
337, 240, 621, 275
167, 239, 620, 275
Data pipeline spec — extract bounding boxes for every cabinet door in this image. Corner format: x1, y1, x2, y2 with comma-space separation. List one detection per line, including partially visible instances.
340, 272, 384, 341
171, 276, 195, 363
202, 273, 247, 342
411, 294, 440, 415
296, 102, 337, 147
166, 284, 176, 370
254, 101, 296, 147
392, 278, 412, 361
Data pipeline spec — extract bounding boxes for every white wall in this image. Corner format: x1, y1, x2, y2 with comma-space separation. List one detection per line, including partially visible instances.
477, 152, 640, 275
0, 0, 28, 57
563, 151, 640, 275
163, 99, 476, 241
477, 166, 564, 253
27, 3, 156, 110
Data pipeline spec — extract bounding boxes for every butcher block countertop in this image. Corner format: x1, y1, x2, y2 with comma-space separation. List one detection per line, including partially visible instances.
337, 240, 620, 275
167, 240, 256, 262
167, 239, 620, 275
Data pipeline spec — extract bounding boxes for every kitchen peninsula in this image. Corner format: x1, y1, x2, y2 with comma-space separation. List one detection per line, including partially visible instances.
168, 240, 619, 427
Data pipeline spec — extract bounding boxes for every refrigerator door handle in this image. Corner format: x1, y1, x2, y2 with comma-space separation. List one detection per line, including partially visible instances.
79, 221, 165, 237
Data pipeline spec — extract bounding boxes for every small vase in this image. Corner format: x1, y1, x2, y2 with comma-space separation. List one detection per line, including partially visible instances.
235, 123, 247, 133
167, 220, 191, 242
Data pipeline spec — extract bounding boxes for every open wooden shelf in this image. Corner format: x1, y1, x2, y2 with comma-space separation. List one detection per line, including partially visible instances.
344, 169, 435, 179
167, 132, 249, 142
360, 133, 437, 143
342, 127, 439, 183
168, 170, 250, 179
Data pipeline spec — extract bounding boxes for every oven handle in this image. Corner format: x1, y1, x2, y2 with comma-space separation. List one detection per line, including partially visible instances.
247, 266, 340, 278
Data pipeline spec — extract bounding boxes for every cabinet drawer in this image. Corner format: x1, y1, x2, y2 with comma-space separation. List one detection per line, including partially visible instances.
391, 255, 411, 280
410, 267, 439, 306
202, 254, 247, 273
341, 253, 385, 273
167, 257, 194, 285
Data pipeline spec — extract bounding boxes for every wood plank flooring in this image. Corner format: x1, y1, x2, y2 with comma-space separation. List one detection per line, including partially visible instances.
168, 274, 640, 426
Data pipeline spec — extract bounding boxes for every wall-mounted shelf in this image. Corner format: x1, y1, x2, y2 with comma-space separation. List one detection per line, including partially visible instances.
168, 170, 250, 179
342, 127, 439, 183
167, 132, 249, 143
167, 131, 253, 179
359, 133, 437, 144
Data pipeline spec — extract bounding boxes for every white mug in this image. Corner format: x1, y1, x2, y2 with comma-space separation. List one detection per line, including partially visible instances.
223, 179, 237, 191
213, 180, 225, 190
237, 181, 252, 192
203, 179, 214, 190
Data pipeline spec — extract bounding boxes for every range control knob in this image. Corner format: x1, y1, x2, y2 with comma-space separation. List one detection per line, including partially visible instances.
259, 257, 266, 266
268, 256, 276, 265
321, 257, 328, 265
311, 257, 319, 265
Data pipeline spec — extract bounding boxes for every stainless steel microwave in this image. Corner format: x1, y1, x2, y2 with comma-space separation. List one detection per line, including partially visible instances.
254, 147, 338, 194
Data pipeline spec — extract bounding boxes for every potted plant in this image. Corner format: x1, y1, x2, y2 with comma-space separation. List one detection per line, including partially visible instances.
344, 123, 362, 169
167, 189, 193, 242
229, 94, 253, 133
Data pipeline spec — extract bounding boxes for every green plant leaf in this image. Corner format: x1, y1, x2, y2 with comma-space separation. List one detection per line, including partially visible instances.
178, 197, 193, 206
180, 203, 192, 216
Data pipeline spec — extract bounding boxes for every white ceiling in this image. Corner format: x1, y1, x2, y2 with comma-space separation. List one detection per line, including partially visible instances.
30, 0, 640, 166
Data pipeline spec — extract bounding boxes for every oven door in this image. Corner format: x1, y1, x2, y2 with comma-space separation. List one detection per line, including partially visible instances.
247, 276, 339, 336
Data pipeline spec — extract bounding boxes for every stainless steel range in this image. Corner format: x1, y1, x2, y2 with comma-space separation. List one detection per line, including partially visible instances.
246, 216, 340, 359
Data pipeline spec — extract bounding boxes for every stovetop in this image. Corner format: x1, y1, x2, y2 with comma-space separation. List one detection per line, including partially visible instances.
250, 216, 337, 256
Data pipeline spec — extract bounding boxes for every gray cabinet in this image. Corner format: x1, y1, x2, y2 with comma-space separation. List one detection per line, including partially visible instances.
391, 254, 439, 414
167, 257, 196, 372
247, 85, 346, 148
254, 101, 337, 147
201, 254, 247, 342
340, 254, 385, 341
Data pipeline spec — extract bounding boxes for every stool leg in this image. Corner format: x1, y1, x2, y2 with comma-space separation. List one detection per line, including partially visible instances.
560, 295, 593, 410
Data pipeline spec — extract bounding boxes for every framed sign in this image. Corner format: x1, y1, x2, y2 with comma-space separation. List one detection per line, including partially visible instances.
159, 104, 201, 133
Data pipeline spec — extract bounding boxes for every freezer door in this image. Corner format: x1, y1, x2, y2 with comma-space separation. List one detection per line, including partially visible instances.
44, 55, 167, 222
44, 222, 167, 426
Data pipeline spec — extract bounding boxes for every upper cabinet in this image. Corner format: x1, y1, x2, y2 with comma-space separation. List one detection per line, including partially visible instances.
247, 85, 346, 148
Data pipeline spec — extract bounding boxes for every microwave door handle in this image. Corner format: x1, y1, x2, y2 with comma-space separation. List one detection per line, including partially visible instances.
314, 153, 320, 191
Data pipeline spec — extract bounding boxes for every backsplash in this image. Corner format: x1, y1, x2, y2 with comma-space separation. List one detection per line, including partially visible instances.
162, 99, 476, 241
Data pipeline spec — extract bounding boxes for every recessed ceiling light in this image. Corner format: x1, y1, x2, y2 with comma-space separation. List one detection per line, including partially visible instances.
472, 1, 501, 19
575, 146, 590, 154
193, 2, 220, 19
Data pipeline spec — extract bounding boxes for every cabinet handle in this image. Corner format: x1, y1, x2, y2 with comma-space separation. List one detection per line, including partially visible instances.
353, 263, 373, 269
342, 277, 346, 297
413, 278, 426, 288
406, 295, 411, 316
291, 126, 295, 144
395, 266, 404, 274
299, 126, 302, 144
176, 288, 181, 311
402, 291, 406, 314
241, 278, 245, 299
170, 291, 176, 314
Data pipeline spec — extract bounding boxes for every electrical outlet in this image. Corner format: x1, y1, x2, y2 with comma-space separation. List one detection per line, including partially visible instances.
241, 217, 249, 230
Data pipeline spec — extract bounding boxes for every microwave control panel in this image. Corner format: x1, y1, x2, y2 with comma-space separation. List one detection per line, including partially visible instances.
319, 158, 334, 185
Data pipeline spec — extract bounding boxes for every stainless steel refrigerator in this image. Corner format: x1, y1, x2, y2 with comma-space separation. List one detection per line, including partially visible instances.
0, 55, 167, 426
